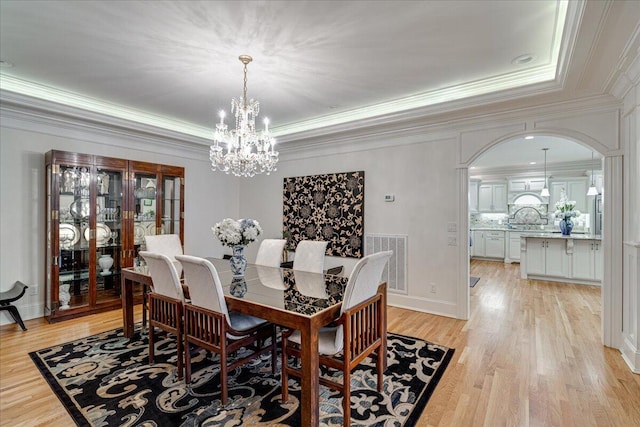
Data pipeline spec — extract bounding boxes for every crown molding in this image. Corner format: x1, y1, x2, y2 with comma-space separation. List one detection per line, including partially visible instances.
0, 75, 213, 140
0, 90, 211, 160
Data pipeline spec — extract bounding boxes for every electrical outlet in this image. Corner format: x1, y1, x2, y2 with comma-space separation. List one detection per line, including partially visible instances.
430, 283, 437, 293
447, 236, 457, 246
29, 285, 39, 296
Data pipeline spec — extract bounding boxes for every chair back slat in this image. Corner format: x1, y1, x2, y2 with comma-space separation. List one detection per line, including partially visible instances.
345, 294, 382, 362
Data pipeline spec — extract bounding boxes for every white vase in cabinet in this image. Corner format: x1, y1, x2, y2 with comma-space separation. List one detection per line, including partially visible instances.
59, 284, 71, 310
98, 254, 114, 275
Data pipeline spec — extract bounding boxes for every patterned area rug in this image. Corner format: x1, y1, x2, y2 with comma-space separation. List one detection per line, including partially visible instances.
29, 325, 454, 426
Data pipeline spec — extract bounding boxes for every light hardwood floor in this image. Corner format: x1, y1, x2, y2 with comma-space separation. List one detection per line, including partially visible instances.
1, 260, 639, 426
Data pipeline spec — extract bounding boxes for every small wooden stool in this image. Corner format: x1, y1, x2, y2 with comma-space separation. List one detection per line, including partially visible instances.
0, 281, 29, 331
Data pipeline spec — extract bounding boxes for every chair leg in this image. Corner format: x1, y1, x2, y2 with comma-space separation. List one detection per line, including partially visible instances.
271, 324, 277, 374
142, 291, 148, 327
3, 305, 27, 331
176, 331, 183, 381
377, 348, 384, 392
184, 339, 192, 384
343, 368, 351, 427
148, 325, 155, 365
220, 348, 228, 406
281, 336, 289, 403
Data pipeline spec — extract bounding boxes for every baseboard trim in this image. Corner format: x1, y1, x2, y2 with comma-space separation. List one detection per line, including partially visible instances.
621, 335, 640, 374
387, 294, 458, 319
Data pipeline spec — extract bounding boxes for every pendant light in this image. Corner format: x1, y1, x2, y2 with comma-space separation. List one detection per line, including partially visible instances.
540, 148, 550, 197
587, 152, 598, 195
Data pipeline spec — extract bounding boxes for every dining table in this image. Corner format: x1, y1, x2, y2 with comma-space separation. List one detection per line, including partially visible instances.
121, 257, 387, 427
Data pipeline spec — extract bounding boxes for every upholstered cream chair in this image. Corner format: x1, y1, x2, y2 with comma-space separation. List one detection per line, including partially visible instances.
176, 255, 277, 406
292, 240, 328, 273
281, 250, 393, 426
139, 251, 186, 380
143, 234, 184, 325
255, 238, 287, 267
144, 234, 184, 277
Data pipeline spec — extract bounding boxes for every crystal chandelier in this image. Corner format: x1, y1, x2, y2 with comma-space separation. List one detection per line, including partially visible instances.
210, 55, 278, 177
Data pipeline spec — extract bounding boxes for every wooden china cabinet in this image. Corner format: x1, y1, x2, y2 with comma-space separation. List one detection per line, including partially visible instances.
44, 150, 184, 322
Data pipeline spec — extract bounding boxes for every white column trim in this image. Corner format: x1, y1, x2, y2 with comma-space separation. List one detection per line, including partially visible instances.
602, 155, 623, 348
458, 167, 470, 320
621, 241, 640, 373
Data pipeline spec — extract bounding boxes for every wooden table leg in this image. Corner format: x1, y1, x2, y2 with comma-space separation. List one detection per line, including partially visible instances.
122, 275, 134, 338
381, 285, 388, 372
300, 321, 320, 427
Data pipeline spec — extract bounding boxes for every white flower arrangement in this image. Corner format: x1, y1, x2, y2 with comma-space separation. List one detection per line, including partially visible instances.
554, 191, 580, 221
212, 218, 263, 247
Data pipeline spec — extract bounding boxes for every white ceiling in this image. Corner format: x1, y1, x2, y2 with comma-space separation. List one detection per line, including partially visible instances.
1, 1, 638, 166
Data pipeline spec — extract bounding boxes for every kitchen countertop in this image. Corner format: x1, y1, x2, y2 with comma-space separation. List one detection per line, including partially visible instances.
520, 232, 602, 240
470, 227, 595, 235
471, 227, 552, 232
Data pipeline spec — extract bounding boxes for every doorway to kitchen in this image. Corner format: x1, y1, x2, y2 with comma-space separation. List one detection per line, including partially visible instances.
468, 135, 604, 342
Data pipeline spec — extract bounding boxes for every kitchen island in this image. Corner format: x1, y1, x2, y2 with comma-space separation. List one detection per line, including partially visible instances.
520, 233, 602, 285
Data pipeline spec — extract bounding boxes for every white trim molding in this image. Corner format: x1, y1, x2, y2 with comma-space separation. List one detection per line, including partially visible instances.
621, 241, 640, 373
602, 155, 624, 349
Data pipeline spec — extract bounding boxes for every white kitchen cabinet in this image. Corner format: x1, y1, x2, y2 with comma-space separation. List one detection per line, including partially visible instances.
594, 241, 603, 281
478, 182, 507, 213
469, 180, 479, 213
484, 231, 505, 258
550, 178, 588, 212
472, 230, 485, 257
471, 230, 504, 259
508, 177, 546, 193
525, 238, 569, 278
572, 239, 603, 282
507, 231, 523, 262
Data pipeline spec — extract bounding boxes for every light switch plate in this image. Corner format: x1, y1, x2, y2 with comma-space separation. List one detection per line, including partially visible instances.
384, 194, 395, 202
447, 222, 457, 232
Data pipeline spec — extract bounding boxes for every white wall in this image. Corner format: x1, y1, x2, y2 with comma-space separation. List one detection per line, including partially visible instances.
0, 113, 238, 324
240, 134, 462, 317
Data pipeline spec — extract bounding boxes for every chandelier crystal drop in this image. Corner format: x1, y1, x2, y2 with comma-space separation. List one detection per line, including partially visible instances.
210, 55, 278, 177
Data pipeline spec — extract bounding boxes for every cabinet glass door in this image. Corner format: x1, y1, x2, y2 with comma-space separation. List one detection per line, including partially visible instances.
161, 175, 182, 236
133, 172, 158, 261
58, 164, 92, 310
95, 167, 125, 305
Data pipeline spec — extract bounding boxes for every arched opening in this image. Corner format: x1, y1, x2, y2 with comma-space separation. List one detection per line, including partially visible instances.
467, 134, 605, 341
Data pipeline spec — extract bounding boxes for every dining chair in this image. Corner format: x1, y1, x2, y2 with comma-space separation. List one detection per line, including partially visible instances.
139, 251, 186, 380
144, 234, 184, 277
143, 234, 184, 325
292, 240, 328, 273
281, 250, 393, 426
254, 238, 287, 267
175, 254, 277, 406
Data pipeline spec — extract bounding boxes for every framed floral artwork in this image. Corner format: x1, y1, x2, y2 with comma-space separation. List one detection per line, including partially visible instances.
283, 171, 364, 258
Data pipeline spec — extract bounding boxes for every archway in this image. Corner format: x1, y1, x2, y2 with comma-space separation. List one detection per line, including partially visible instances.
458, 131, 622, 348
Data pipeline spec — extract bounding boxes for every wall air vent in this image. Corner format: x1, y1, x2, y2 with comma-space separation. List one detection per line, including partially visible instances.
365, 234, 407, 294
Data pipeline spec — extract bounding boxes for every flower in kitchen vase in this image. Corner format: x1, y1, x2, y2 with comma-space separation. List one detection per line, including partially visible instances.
554, 190, 580, 236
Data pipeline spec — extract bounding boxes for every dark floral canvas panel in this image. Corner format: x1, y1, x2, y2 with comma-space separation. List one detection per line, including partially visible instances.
283, 171, 364, 258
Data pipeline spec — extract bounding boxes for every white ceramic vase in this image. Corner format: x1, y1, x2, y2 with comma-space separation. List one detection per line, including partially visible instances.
59, 284, 71, 310
98, 254, 114, 274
